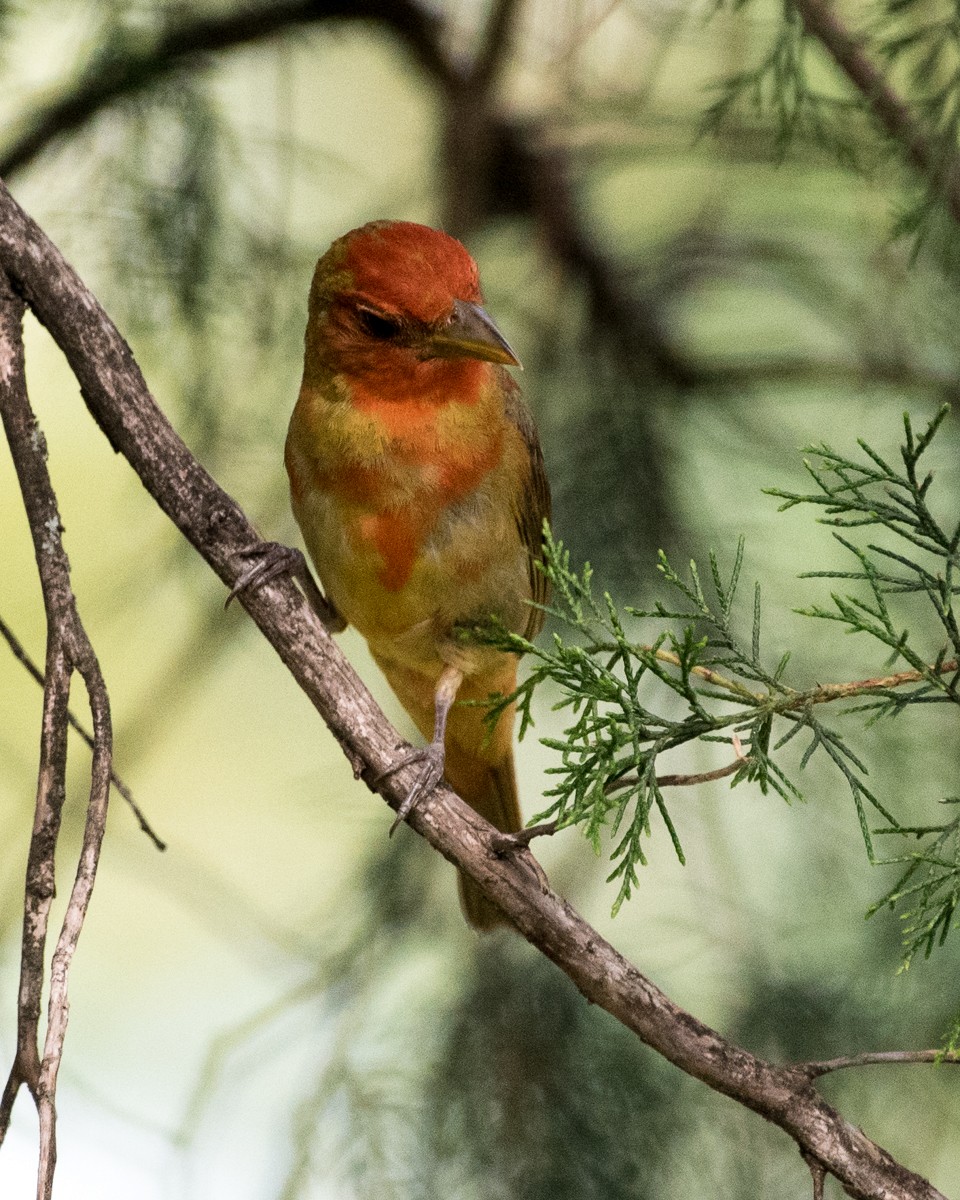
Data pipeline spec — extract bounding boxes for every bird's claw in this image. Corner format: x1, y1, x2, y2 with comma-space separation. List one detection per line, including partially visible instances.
226, 542, 347, 632
377, 741, 446, 836
226, 542, 306, 608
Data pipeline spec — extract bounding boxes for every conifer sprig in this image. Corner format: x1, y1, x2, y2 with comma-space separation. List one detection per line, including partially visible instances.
479, 407, 960, 948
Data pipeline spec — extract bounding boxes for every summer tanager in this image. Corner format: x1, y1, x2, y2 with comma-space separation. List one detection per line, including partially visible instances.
284, 220, 550, 930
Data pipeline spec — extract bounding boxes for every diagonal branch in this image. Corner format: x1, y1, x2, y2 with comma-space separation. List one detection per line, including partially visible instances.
0, 274, 113, 1199
791, 0, 960, 225
0, 178, 948, 1200
471, 0, 522, 94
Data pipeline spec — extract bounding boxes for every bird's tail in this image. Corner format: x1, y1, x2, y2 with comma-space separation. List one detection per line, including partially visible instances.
375, 653, 522, 931
442, 739, 522, 931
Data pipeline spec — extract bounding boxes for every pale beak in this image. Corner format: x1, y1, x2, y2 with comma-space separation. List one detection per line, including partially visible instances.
425, 299, 521, 368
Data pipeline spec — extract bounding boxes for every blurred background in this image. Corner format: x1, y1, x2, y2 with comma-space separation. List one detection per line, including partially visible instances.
1, 0, 959, 1196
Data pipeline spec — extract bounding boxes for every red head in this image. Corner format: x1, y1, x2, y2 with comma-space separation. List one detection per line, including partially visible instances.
303, 221, 518, 399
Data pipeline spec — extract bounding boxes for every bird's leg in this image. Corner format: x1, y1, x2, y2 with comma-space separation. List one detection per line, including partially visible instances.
380, 664, 464, 836
226, 542, 346, 632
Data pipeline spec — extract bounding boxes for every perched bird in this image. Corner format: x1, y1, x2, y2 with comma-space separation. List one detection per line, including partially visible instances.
284, 220, 550, 930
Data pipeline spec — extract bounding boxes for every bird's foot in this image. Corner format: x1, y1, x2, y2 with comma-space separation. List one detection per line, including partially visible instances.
226, 542, 303, 606
377, 740, 447, 836
226, 542, 345, 631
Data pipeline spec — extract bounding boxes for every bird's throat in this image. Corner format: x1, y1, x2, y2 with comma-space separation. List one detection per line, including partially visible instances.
346, 356, 488, 425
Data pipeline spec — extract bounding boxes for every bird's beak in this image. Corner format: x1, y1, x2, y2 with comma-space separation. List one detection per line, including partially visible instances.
425, 299, 522, 368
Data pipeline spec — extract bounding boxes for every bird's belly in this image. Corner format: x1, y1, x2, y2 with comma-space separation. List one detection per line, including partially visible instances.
293, 485, 529, 674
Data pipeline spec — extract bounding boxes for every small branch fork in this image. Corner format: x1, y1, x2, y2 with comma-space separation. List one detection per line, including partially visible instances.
0, 180, 950, 1200
0, 275, 113, 1199
0, 613, 165, 850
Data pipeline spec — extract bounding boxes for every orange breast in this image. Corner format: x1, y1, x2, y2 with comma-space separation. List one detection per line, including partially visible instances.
356, 510, 419, 591
317, 416, 504, 594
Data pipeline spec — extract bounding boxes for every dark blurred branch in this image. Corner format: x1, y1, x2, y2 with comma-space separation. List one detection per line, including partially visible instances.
792, 0, 960, 225
472, 0, 521, 93
441, 0, 522, 236
0, 0, 454, 178
695, 353, 960, 399
0, 179, 948, 1200
0, 613, 165, 850
514, 132, 698, 388
0, 275, 113, 1199
1, 0, 698, 394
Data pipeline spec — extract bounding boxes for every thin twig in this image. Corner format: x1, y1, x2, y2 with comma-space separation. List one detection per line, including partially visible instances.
798, 661, 959, 706
491, 758, 748, 851
606, 757, 746, 795
0, 612, 166, 850
801, 1049, 960, 1080
648, 643, 960, 708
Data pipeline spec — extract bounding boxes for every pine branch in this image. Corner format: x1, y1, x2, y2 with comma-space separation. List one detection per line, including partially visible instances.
478, 407, 960, 962
790, 0, 960, 225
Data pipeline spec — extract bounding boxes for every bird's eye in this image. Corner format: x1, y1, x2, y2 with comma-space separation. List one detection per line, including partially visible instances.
358, 308, 403, 340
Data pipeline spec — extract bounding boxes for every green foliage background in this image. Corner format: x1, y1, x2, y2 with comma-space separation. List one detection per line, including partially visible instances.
1, 0, 959, 1197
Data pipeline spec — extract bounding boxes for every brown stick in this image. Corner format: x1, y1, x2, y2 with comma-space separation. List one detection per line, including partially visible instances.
492, 760, 748, 849
0, 177, 947, 1200
0, 274, 113, 1199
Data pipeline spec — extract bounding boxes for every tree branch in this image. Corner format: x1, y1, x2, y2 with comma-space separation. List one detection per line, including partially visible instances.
648, 643, 960, 709
515, 129, 698, 389
0, 273, 113, 1199
0, 177, 948, 1200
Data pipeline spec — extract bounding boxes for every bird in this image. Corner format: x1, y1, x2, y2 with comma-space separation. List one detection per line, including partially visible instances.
283, 219, 550, 930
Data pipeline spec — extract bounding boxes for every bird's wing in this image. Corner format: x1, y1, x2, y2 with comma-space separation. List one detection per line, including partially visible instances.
502, 373, 551, 640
